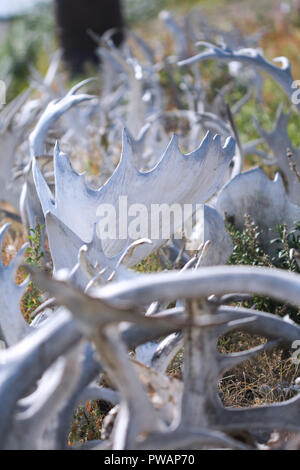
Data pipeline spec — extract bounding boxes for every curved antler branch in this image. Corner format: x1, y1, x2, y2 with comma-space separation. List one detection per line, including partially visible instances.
179, 43, 300, 113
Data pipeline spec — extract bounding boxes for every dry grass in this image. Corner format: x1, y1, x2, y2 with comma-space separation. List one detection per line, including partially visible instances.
218, 332, 299, 408
165, 331, 299, 410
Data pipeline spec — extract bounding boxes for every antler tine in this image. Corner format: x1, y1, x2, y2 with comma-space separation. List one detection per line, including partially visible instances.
67, 77, 98, 97
217, 339, 281, 376
0, 228, 30, 347
29, 85, 94, 158
0, 309, 81, 448
215, 393, 300, 433
217, 305, 300, 346
178, 43, 299, 113
92, 325, 162, 450
159, 10, 189, 60
5, 344, 83, 450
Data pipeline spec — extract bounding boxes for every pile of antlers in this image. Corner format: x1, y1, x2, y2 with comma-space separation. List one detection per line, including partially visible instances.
0, 8, 299, 449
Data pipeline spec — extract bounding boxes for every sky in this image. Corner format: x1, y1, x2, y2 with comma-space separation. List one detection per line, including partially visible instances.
0, 0, 49, 18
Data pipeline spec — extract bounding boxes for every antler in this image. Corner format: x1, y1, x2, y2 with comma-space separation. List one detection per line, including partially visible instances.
216, 167, 300, 254
32, 130, 234, 277
187, 204, 233, 263
0, 224, 30, 347
20, 80, 94, 232
253, 105, 300, 204
178, 43, 300, 113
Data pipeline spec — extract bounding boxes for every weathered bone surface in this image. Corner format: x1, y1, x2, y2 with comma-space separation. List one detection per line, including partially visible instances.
0, 54, 65, 211
253, 105, 300, 205
187, 204, 233, 264
178, 43, 300, 113
1, 265, 300, 449
216, 167, 300, 253
29, 79, 94, 159
20, 81, 94, 231
0, 90, 36, 208
33, 130, 235, 272
0, 224, 30, 347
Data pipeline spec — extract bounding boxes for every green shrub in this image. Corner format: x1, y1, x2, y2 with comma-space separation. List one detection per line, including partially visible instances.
227, 215, 300, 323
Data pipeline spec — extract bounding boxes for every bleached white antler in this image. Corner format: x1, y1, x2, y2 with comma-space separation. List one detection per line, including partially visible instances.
216, 167, 300, 254
187, 204, 233, 264
0, 89, 35, 208
29, 264, 300, 446
0, 309, 82, 448
98, 42, 146, 137
159, 11, 189, 60
0, 293, 185, 449
5, 343, 83, 450
2, 259, 300, 449
29, 78, 95, 158
253, 105, 300, 204
20, 80, 94, 231
0, 224, 30, 347
33, 129, 235, 274
178, 43, 300, 113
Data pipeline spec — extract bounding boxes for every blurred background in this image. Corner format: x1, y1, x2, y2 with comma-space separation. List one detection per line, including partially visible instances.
1, 0, 300, 101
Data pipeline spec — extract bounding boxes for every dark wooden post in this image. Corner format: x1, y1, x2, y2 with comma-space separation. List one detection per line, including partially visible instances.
54, 0, 124, 75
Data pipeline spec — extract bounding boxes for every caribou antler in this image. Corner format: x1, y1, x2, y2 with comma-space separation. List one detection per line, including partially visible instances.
178, 43, 299, 113
32, 130, 234, 276
23, 265, 300, 447
20, 80, 95, 232
2, 259, 300, 449
187, 204, 233, 263
0, 224, 30, 347
216, 167, 300, 254
253, 105, 300, 204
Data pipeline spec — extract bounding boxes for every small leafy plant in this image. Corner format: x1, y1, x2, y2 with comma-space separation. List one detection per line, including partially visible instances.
227, 214, 270, 267
26, 223, 45, 266
270, 222, 300, 273
22, 223, 45, 322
